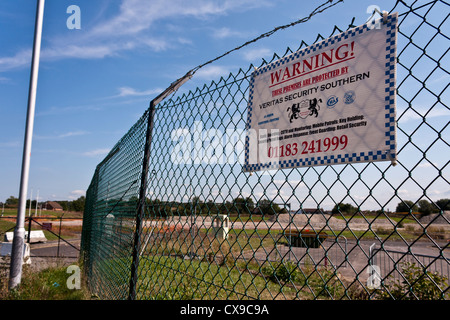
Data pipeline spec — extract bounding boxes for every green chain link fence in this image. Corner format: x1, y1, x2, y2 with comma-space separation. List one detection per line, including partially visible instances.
81, 0, 449, 300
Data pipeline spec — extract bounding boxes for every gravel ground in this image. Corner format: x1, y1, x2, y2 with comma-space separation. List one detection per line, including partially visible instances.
156, 212, 450, 233
419, 211, 450, 225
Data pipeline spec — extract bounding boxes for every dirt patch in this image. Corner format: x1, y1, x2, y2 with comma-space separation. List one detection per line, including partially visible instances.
419, 211, 450, 225
270, 213, 404, 232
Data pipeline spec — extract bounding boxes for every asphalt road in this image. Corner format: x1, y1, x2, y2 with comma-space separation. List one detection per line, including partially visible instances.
30, 238, 81, 259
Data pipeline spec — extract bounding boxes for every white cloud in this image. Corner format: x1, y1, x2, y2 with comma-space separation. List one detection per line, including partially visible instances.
429, 74, 450, 84
193, 65, 231, 79
0, 45, 117, 70
426, 189, 450, 197
35, 131, 89, 140
59, 131, 89, 138
177, 37, 193, 46
44, 45, 117, 60
116, 86, 162, 98
0, 0, 272, 70
212, 27, 248, 39
69, 190, 86, 199
397, 189, 410, 196
0, 140, 21, 148
397, 104, 449, 123
135, 37, 170, 51
242, 48, 272, 62
273, 179, 302, 186
82, 148, 110, 157
93, 0, 265, 37
89, 0, 261, 43
417, 162, 438, 168
0, 49, 31, 72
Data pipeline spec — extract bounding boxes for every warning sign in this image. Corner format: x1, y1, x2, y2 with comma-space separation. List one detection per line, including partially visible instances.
244, 13, 398, 172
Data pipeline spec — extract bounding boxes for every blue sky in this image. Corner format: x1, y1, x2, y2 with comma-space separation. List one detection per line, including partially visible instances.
0, 0, 448, 210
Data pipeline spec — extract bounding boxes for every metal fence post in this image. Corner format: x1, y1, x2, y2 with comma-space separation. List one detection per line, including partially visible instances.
127, 73, 192, 300
369, 243, 376, 269
27, 217, 32, 244
128, 101, 155, 300
57, 214, 63, 257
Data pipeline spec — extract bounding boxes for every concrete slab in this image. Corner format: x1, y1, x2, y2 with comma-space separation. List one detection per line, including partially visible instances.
4, 230, 47, 243
0, 242, 31, 264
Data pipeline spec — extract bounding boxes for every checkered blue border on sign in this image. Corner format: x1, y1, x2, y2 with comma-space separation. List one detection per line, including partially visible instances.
244, 14, 398, 172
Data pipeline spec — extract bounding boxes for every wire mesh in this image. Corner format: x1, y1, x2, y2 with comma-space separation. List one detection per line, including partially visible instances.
81, 110, 149, 299
81, 0, 449, 300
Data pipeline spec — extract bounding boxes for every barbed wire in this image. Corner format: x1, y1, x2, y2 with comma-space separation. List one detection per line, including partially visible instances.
151, 0, 345, 106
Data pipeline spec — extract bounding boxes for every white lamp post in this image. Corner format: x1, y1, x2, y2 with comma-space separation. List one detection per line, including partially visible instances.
9, 0, 45, 290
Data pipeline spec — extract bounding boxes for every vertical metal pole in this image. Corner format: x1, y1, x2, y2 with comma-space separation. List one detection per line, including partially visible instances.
27, 217, 32, 244
35, 189, 39, 216
189, 185, 194, 258
289, 206, 292, 262
129, 101, 155, 300
9, 0, 45, 290
57, 215, 63, 257
369, 243, 375, 267
28, 189, 33, 217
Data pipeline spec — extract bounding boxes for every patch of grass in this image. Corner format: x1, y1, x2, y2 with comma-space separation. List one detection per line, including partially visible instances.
137, 255, 299, 299
0, 208, 83, 219
329, 227, 431, 242
0, 264, 90, 300
42, 225, 83, 241
0, 219, 16, 234
332, 213, 416, 224
371, 261, 449, 300
260, 260, 346, 299
136, 254, 348, 300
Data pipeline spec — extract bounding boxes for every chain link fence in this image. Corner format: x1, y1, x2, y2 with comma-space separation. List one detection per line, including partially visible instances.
81, 0, 449, 300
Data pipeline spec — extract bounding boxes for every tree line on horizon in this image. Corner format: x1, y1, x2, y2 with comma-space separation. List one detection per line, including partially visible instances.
143, 196, 288, 217
5, 194, 445, 217
89, 196, 450, 218
331, 198, 449, 216
2, 195, 86, 213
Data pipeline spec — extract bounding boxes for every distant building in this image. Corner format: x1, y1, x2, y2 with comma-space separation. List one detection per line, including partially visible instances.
45, 201, 63, 211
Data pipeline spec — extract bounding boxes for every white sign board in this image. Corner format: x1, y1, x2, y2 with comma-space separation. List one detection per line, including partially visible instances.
244, 13, 398, 172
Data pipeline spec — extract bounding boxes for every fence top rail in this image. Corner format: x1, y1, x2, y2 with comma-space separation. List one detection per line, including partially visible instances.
373, 247, 450, 261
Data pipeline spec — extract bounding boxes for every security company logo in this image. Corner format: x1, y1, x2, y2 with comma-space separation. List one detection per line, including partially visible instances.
326, 95, 339, 108
344, 91, 356, 104
287, 98, 322, 122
